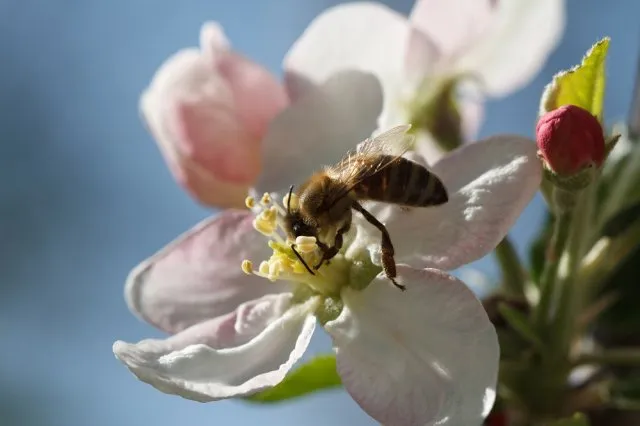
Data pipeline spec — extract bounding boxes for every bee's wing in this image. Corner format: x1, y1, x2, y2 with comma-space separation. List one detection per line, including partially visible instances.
326, 125, 414, 204
356, 124, 415, 157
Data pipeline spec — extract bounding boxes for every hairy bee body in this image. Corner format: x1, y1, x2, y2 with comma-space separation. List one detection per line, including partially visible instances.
283, 125, 449, 289
350, 155, 448, 207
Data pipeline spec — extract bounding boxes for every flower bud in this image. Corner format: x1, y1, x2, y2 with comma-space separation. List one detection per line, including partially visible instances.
536, 105, 605, 176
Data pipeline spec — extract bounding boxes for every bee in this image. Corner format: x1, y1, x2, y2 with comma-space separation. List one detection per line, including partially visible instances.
284, 125, 449, 290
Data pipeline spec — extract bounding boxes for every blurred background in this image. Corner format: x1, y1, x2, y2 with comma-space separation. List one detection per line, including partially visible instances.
0, 0, 638, 425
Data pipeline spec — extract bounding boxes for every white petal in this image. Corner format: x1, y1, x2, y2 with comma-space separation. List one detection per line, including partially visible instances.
126, 210, 289, 334
409, 0, 497, 59
283, 2, 410, 120
114, 294, 317, 401
254, 70, 382, 193
366, 135, 541, 270
456, 0, 565, 96
325, 266, 498, 426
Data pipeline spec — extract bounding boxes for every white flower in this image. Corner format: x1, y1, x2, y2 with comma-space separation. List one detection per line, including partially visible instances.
114, 127, 542, 425
285, 0, 564, 161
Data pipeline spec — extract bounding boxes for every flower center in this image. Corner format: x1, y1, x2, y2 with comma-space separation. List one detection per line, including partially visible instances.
241, 193, 381, 300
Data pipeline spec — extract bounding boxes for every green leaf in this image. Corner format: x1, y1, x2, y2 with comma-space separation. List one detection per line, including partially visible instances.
497, 302, 544, 351
540, 37, 610, 121
547, 413, 590, 426
244, 355, 341, 403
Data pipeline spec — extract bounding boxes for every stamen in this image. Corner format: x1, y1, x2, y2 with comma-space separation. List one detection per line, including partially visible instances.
259, 261, 270, 276
260, 192, 272, 206
283, 192, 299, 211
245, 196, 256, 209
253, 217, 276, 236
241, 260, 253, 275
295, 236, 318, 253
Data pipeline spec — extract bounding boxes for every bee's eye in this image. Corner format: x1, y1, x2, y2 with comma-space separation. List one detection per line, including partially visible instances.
292, 221, 311, 237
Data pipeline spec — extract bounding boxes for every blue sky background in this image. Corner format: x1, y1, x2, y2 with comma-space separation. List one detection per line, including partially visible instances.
0, 1, 639, 425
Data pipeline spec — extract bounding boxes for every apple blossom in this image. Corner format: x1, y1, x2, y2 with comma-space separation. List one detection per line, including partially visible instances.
285, 0, 564, 161
141, 22, 384, 209
114, 126, 542, 425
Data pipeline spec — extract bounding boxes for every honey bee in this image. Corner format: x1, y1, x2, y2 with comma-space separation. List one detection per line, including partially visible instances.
284, 125, 449, 290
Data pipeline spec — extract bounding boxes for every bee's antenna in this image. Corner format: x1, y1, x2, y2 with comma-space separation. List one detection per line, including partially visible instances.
291, 244, 315, 276
287, 185, 294, 214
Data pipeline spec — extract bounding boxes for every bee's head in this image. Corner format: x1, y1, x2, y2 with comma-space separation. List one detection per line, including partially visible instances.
284, 185, 316, 239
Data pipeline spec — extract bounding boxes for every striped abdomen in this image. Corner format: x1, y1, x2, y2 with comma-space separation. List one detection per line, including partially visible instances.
353, 155, 448, 207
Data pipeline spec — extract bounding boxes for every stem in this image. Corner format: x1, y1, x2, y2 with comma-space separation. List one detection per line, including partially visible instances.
553, 192, 590, 353
495, 237, 526, 297
574, 348, 640, 367
534, 210, 572, 328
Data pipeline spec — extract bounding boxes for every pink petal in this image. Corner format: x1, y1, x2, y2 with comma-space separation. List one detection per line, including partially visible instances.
200, 22, 289, 142
409, 0, 497, 60
254, 70, 383, 193
283, 2, 410, 117
455, 0, 565, 96
140, 23, 288, 208
126, 210, 289, 334
114, 294, 317, 401
362, 135, 541, 270
325, 266, 498, 425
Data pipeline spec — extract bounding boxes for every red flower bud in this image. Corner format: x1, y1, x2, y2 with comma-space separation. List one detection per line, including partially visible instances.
536, 104, 605, 176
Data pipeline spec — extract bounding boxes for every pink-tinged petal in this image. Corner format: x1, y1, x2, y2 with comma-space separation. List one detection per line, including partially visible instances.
364, 136, 541, 270
409, 0, 497, 60
199, 22, 289, 141
114, 294, 317, 402
254, 70, 383, 193
140, 23, 288, 208
325, 266, 498, 426
126, 210, 290, 334
455, 0, 565, 97
283, 2, 409, 114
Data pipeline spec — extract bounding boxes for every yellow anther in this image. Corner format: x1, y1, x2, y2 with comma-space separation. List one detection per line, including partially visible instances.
245, 196, 256, 209
261, 192, 272, 205
253, 217, 276, 236
295, 236, 318, 253
260, 207, 277, 222
283, 192, 299, 211
241, 260, 253, 275
259, 261, 270, 276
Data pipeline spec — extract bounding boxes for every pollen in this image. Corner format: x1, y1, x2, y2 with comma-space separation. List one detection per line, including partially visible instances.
245, 196, 256, 209
283, 192, 299, 211
260, 192, 272, 206
241, 260, 253, 275
295, 236, 318, 253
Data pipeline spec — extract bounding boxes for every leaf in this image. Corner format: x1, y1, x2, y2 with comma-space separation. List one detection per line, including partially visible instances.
244, 355, 342, 403
497, 302, 544, 351
540, 38, 610, 121
546, 413, 590, 426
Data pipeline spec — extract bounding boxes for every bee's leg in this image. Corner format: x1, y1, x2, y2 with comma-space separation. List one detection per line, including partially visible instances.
314, 223, 350, 270
291, 244, 315, 276
352, 201, 405, 291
